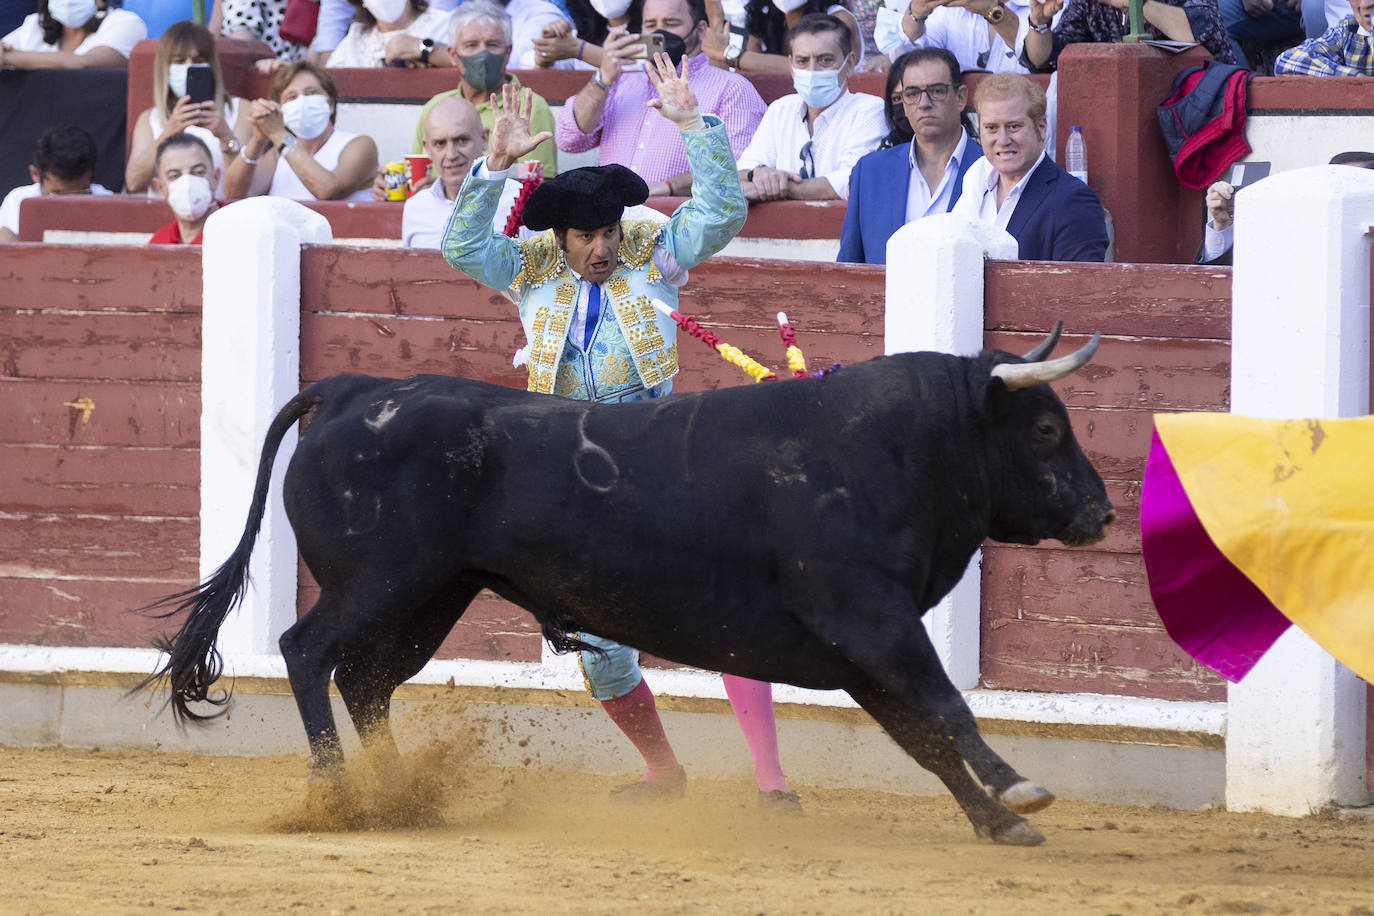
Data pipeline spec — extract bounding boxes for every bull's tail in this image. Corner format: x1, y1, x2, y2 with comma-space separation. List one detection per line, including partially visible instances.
134, 388, 323, 724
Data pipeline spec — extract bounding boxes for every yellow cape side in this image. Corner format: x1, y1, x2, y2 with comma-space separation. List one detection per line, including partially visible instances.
1154, 412, 1374, 682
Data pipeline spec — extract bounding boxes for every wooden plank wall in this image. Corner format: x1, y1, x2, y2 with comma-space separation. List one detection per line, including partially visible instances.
981, 262, 1232, 701
1, 243, 1233, 706
0, 244, 202, 647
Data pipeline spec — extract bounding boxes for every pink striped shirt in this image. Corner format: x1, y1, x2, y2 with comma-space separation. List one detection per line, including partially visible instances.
554, 53, 766, 183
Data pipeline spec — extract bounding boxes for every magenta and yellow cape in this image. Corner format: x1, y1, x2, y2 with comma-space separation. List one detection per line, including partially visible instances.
1141, 413, 1374, 683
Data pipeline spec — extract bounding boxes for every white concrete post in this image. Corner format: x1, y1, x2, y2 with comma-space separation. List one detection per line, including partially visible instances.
200, 199, 332, 658
883, 214, 1019, 689
1227, 165, 1372, 813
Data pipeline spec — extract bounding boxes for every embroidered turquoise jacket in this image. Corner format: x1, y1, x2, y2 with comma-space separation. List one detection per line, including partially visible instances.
440, 115, 746, 399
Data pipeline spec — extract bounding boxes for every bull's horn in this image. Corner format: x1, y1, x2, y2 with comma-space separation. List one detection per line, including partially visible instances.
991, 331, 1101, 391
1020, 319, 1063, 362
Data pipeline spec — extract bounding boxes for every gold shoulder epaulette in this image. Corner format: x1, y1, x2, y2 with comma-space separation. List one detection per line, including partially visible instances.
618, 219, 663, 270
514, 231, 564, 288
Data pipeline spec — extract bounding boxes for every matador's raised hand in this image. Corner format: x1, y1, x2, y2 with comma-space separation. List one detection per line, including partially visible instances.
644, 52, 706, 131
487, 83, 554, 171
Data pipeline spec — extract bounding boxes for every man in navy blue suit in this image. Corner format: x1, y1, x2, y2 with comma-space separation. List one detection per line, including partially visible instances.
837, 48, 981, 265
953, 73, 1107, 262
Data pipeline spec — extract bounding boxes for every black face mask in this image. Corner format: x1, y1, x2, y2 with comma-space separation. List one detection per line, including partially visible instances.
652, 29, 688, 68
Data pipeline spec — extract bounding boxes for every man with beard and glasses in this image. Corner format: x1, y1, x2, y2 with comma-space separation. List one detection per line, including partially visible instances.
442, 65, 802, 813
838, 48, 980, 263
555, 0, 765, 195
409, 0, 559, 176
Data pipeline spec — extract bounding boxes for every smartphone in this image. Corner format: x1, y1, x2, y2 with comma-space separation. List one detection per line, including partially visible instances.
1227, 161, 1270, 191
186, 63, 215, 104
1225, 161, 1269, 216
627, 33, 666, 60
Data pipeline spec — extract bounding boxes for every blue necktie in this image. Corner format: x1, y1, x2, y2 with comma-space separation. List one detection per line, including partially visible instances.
583, 283, 601, 349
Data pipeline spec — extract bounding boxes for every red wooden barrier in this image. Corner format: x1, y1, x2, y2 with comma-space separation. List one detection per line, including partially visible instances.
1, 241, 1230, 702
0, 244, 202, 647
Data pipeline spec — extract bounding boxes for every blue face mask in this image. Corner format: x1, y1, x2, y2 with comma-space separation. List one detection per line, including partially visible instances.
792, 67, 844, 109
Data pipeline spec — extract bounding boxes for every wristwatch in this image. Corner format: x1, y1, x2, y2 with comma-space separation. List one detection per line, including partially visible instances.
590, 70, 610, 91
984, 2, 1006, 22
221, 135, 241, 156
725, 44, 743, 68
278, 133, 298, 155
1030, 19, 1051, 31
419, 37, 434, 64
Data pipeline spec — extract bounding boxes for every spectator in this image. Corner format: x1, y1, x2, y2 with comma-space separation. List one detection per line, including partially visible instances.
877, 45, 913, 148
401, 97, 523, 246
885, 0, 1034, 74
0, 0, 146, 67
148, 132, 222, 244
1197, 151, 1374, 265
952, 72, 1107, 261
838, 47, 979, 263
1219, 0, 1303, 69
121, 0, 193, 38
125, 21, 253, 196
222, 0, 305, 61
736, 14, 885, 202
530, 0, 641, 70
408, 0, 558, 175
0, 125, 113, 242
702, 0, 865, 71
325, 0, 454, 67
223, 61, 377, 201
556, 0, 766, 192
1022, 0, 1235, 71
1275, 0, 1374, 73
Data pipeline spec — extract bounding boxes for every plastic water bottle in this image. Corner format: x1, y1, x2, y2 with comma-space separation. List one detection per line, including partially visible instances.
1065, 126, 1088, 186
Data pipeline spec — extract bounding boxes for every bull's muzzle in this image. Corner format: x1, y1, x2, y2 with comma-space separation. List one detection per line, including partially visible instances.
1060, 505, 1116, 547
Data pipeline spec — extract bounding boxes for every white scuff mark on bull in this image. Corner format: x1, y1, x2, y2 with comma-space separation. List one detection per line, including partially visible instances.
574, 411, 620, 494
364, 400, 400, 433
812, 487, 850, 514
769, 467, 807, 486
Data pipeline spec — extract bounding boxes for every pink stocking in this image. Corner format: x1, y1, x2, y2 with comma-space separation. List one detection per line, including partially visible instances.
722, 674, 789, 792
600, 678, 682, 783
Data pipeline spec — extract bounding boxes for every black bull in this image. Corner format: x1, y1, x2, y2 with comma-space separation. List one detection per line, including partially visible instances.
140, 326, 1114, 846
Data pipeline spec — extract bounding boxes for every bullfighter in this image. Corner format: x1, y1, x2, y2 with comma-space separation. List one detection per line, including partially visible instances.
439, 54, 800, 811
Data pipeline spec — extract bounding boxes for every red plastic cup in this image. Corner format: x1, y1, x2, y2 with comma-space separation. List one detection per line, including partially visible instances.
405, 155, 431, 195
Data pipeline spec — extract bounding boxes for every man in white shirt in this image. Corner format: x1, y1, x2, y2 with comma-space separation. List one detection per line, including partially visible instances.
735, 13, 886, 202
402, 96, 522, 248
0, 125, 113, 243
837, 48, 980, 263
888, 0, 1034, 74
952, 72, 1106, 262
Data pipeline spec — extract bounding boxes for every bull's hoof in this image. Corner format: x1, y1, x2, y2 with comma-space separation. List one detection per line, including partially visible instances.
987, 821, 1046, 846
998, 780, 1056, 814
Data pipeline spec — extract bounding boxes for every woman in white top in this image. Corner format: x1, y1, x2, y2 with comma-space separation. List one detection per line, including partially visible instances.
0, 0, 146, 69
223, 61, 377, 202
125, 21, 255, 196
324, 0, 456, 67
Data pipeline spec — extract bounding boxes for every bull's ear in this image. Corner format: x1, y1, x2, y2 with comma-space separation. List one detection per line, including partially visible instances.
972, 359, 1013, 420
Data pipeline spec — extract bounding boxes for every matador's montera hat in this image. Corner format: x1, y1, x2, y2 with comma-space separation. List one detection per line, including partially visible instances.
522, 164, 650, 232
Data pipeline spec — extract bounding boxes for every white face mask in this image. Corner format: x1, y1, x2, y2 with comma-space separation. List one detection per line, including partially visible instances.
166, 173, 213, 222
589, 0, 633, 18
771, 0, 808, 12
48, 0, 98, 28
281, 94, 333, 140
362, 0, 408, 23
167, 62, 189, 98
792, 66, 845, 109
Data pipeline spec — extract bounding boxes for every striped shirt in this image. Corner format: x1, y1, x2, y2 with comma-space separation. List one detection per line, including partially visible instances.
1275, 18, 1374, 76
555, 52, 766, 182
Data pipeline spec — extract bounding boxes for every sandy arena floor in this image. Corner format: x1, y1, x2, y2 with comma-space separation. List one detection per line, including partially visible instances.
2, 742, 1372, 915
